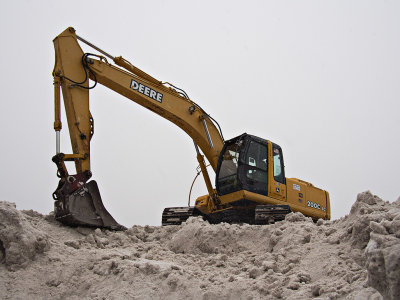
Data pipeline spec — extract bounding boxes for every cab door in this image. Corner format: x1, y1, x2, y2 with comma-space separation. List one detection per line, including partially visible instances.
240, 139, 268, 196
268, 142, 286, 201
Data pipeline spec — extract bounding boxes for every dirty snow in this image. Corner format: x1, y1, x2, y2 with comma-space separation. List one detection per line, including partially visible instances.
1, 191, 399, 299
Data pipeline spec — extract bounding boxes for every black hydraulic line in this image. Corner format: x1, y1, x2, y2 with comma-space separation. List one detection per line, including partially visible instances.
163, 82, 225, 142
208, 115, 225, 142
163, 82, 190, 99
188, 171, 201, 207
61, 53, 98, 90
188, 163, 210, 207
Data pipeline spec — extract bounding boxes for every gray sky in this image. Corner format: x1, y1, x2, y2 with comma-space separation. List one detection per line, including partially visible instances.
0, 0, 399, 226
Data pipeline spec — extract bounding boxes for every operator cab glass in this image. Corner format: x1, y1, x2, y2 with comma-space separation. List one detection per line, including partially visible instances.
216, 134, 272, 197
216, 139, 243, 195
272, 143, 285, 184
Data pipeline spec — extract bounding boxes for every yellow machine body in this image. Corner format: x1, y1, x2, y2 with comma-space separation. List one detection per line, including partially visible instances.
194, 139, 330, 221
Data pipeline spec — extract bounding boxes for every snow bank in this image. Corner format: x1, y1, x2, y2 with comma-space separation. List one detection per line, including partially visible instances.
0, 202, 49, 271
0, 191, 399, 299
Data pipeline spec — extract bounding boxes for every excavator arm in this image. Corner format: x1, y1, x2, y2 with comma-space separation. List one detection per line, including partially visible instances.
52, 27, 224, 229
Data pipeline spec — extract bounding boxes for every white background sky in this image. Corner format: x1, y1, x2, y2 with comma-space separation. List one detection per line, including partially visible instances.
0, 1, 399, 226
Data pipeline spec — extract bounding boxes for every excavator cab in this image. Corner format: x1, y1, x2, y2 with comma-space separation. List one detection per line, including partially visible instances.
179, 133, 291, 225
216, 134, 277, 198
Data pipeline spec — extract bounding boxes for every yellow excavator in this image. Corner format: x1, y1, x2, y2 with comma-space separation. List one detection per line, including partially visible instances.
51, 27, 330, 229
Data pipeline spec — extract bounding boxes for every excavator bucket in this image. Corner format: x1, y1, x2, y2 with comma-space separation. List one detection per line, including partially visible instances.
53, 175, 126, 230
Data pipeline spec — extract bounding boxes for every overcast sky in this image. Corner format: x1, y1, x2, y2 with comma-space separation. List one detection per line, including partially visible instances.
0, 1, 399, 226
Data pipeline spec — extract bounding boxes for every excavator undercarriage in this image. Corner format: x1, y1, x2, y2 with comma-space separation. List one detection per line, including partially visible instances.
161, 205, 292, 226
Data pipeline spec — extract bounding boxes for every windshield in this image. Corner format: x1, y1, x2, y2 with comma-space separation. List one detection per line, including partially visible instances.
217, 140, 243, 195
242, 141, 268, 195
216, 135, 270, 197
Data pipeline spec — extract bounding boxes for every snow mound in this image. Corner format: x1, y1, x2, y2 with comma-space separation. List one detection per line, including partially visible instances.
0, 191, 399, 299
361, 192, 400, 300
168, 216, 274, 254
0, 202, 49, 271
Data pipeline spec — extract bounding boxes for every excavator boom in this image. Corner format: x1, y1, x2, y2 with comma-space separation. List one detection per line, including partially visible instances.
52, 27, 224, 229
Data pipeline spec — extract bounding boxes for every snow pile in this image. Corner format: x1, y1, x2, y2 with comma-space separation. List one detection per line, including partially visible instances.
362, 195, 400, 300
0, 202, 49, 271
0, 191, 399, 299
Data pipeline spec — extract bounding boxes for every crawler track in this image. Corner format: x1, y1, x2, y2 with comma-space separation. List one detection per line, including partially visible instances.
162, 205, 292, 226
254, 205, 292, 225
162, 207, 197, 226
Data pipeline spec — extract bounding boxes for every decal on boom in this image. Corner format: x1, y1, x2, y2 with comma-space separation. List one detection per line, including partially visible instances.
130, 79, 163, 103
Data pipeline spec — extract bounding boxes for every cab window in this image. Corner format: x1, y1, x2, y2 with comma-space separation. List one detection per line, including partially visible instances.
273, 145, 285, 184
217, 141, 243, 195
242, 141, 268, 195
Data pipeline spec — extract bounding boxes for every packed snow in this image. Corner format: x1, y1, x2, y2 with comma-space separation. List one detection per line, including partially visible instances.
1, 191, 399, 299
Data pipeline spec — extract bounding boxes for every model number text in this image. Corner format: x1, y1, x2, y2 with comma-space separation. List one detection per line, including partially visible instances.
307, 201, 326, 211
